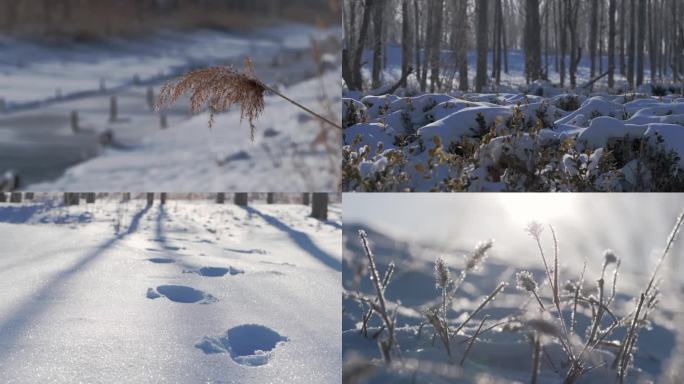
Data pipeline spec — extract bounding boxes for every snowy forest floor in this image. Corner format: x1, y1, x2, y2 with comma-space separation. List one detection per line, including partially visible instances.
0, 197, 341, 383
342, 46, 684, 192
0, 25, 341, 191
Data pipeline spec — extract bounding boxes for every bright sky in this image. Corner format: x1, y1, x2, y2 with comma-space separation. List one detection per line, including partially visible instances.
344, 193, 684, 279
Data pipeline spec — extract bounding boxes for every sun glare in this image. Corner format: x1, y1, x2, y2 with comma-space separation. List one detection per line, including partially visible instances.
499, 194, 578, 226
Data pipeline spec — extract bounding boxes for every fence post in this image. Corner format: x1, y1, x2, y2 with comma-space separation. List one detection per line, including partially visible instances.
70, 110, 79, 133
160, 112, 168, 129
216, 193, 225, 204
146, 87, 155, 110
9, 192, 22, 203
311, 193, 328, 220
234, 193, 249, 206
146, 193, 154, 206
63, 192, 79, 206
160, 193, 167, 205
109, 96, 118, 122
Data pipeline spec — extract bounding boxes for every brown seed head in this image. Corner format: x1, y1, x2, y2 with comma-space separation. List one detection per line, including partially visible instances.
156, 57, 265, 141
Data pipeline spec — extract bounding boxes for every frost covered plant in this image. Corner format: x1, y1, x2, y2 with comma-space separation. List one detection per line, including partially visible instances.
516, 271, 545, 311
424, 241, 505, 361
157, 57, 341, 141
433, 257, 452, 355
519, 211, 684, 383
453, 239, 494, 292
346, 230, 397, 363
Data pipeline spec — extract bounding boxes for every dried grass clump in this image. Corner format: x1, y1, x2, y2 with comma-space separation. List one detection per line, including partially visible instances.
157, 56, 342, 142
157, 58, 265, 141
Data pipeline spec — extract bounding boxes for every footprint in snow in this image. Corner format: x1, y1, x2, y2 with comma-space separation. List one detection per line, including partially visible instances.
184, 266, 244, 277
146, 285, 216, 304
148, 257, 175, 264
195, 324, 288, 366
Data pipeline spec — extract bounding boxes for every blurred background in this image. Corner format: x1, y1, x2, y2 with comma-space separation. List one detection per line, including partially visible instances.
0, 0, 341, 191
0, 0, 337, 39
344, 193, 684, 297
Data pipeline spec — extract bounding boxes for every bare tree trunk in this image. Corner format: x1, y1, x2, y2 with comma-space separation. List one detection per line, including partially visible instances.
589, 0, 599, 80
234, 193, 249, 206
496, 0, 504, 84
503, 0, 509, 73
414, 0, 422, 89
267, 193, 275, 204
400, 0, 412, 88
475, 0, 489, 92
636, 0, 646, 86
599, 1, 605, 75
311, 193, 328, 220
608, 0, 616, 88
429, 0, 444, 92
302, 193, 310, 206
553, 0, 560, 72
456, 0, 469, 91
371, 0, 384, 89
420, 1, 432, 91
620, 0, 627, 76
648, 0, 657, 84
628, 0, 636, 88
525, 0, 542, 82
559, 0, 567, 87
544, 0, 549, 77
349, 0, 373, 91
567, 0, 580, 88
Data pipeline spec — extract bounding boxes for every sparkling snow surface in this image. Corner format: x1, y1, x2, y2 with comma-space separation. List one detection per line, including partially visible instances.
0, 198, 341, 383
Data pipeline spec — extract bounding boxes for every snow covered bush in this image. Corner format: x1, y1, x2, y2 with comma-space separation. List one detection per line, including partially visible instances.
342, 92, 684, 192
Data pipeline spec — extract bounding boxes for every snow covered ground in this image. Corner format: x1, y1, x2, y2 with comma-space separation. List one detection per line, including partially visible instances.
0, 25, 335, 107
343, 46, 684, 192
342, 194, 684, 383
0, 24, 341, 190
0, 195, 341, 383
27, 69, 340, 191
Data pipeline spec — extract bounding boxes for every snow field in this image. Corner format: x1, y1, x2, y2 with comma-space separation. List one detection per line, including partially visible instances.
0, 197, 341, 383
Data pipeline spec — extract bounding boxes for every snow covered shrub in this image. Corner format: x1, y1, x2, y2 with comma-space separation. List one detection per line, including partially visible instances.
343, 91, 684, 192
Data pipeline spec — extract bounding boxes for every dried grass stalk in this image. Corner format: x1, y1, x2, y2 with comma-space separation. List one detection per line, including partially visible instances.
157, 58, 264, 141
156, 57, 341, 142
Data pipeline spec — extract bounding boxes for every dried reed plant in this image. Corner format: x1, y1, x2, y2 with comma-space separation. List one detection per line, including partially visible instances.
156, 57, 341, 142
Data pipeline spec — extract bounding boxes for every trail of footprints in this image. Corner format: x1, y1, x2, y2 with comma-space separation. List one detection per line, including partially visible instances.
144, 242, 288, 366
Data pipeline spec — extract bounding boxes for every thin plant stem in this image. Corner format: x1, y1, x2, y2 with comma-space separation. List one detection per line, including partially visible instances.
531, 333, 542, 384
460, 315, 489, 366
358, 230, 395, 363
453, 282, 506, 336
260, 82, 343, 130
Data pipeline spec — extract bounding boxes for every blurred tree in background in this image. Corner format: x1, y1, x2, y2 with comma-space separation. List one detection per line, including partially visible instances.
0, 0, 339, 40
